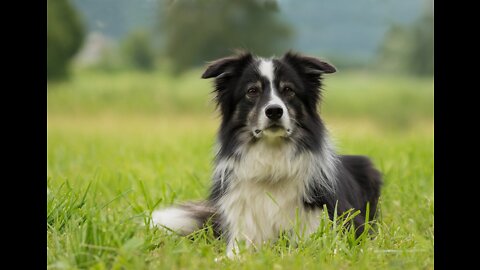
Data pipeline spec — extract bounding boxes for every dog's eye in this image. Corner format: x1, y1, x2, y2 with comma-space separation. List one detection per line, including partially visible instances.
283, 87, 295, 98
246, 87, 260, 97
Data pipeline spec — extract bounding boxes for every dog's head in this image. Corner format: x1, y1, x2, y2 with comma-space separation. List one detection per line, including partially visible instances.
202, 51, 336, 154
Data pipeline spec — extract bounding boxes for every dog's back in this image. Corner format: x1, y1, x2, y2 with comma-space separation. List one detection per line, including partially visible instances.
341, 155, 382, 218
335, 155, 382, 234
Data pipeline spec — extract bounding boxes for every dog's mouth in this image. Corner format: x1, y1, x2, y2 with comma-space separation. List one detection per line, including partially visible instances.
253, 124, 292, 138
266, 124, 284, 132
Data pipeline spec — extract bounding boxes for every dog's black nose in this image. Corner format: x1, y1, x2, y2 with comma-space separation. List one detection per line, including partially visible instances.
265, 105, 283, 120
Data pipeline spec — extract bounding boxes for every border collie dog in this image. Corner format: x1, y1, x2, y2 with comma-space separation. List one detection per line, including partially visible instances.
152, 51, 382, 258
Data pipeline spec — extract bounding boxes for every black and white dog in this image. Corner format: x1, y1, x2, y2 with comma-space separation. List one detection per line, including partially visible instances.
152, 51, 382, 258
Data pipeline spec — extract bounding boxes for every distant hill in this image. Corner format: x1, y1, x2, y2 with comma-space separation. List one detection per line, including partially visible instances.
72, 0, 425, 62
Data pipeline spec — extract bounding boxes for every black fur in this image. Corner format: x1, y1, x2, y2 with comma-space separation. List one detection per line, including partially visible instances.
303, 155, 382, 235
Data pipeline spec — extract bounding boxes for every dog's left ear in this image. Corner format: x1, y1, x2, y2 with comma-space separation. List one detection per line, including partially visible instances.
282, 51, 336, 75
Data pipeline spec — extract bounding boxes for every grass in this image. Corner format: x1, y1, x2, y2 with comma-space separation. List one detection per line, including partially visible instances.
47, 69, 433, 269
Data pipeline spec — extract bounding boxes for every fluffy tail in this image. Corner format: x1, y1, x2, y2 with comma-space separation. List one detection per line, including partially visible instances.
151, 201, 216, 235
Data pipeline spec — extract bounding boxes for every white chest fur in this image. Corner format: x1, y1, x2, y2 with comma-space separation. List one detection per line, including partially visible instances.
215, 141, 323, 255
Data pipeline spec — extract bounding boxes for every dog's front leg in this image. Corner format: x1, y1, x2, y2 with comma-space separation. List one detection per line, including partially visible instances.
225, 230, 259, 259
226, 238, 241, 259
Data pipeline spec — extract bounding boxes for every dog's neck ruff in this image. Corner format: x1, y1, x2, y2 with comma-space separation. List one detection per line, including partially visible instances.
213, 134, 339, 198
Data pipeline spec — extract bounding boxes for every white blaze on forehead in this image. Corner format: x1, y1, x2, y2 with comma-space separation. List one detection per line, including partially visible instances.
258, 59, 275, 82
258, 58, 283, 106
258, 59, 285, 104
256, 58, 291, 133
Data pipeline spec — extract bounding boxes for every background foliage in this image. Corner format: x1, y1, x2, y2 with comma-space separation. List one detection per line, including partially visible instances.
158, 0, 292, 74
376, 3, 433, 76
47, 0, 85, 80
121, 30, 155, 71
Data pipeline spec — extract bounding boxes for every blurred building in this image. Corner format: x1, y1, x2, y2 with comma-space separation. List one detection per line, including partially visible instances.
74, 32, 116, 67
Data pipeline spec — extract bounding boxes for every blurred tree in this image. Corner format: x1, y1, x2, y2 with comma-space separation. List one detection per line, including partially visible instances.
122, 30, 155, 71
376, 0, 433, 76
376, 25, 412, 74
47, 0, 85, 80
158, 0, 292, 74
408, 3, 433, 76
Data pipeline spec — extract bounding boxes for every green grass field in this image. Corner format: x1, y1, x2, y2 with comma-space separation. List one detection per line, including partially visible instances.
47, 69, 433, 269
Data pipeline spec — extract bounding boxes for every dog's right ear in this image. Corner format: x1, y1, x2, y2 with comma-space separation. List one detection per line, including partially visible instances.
201, 51, 253, 79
